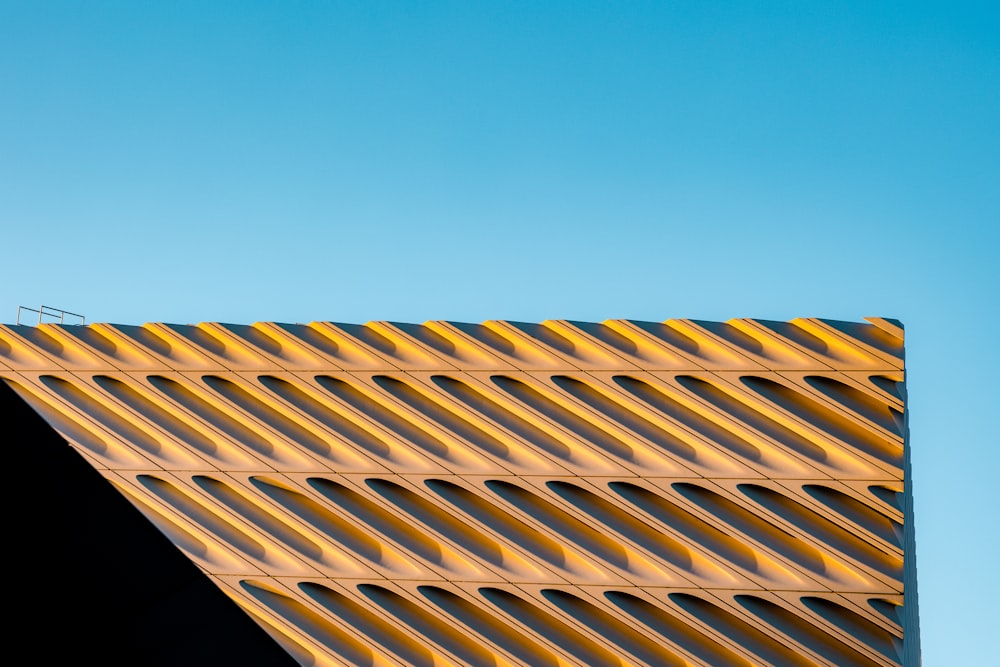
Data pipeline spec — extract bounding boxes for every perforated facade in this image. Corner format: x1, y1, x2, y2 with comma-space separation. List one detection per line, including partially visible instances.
0, 316, 919, 665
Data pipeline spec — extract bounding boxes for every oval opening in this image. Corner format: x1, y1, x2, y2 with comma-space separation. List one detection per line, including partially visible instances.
604, 592, 755, 667
669, 593, 815, 667
493, 375, 632, 468
418, 586, 562, 667
300, 582, 439, 667
479, 587, 625, 667
736, 595, 884, 667
738, 483, 903, 580
741, 376, 902, 469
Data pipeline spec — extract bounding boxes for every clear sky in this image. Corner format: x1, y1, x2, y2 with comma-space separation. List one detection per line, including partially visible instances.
2, 2, 997, 663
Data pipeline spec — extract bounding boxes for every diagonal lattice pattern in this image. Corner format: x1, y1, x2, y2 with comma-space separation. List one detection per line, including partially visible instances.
0, 317, 914, 666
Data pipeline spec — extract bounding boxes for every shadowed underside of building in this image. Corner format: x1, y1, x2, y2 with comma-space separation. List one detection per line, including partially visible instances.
0, 316, 920, 666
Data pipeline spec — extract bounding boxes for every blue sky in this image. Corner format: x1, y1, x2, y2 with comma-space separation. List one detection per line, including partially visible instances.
2, 2, 997, 663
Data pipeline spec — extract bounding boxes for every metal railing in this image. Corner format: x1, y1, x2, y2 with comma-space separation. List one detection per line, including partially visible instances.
16, 305, 86, 326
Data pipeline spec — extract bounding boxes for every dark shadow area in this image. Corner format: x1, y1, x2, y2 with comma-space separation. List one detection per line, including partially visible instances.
0, 379, 298, 667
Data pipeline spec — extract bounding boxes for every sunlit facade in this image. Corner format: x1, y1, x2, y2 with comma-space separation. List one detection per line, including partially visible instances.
1, 316, 919, 665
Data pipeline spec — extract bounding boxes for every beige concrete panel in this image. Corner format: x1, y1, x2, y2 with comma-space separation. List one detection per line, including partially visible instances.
717, 319, 838, 370
358, 321, 461, 370
181, 322, 289, 371
677, 319, 830, 371
45, 322, 176, 370
709, 589, 898, 666
631, 371, 826, 478
318, 578, 527, 667
295, 473, 500, 582
413, 580, 584, 667
107, 471, 265, 576
1, 323, 146, 370
668, 371, 891, 480
393, 372, 577, 476
305, 322, 410, 370
771, 480, 904, 559
653, 319, 769, 371
363, 321, 465, 370
470, 476, 687, 588
268, 472, 458, 583
216, 371, 393, 474
416, 475, 622, 586
423, 371, 625, 476
665, 589, 830, 666
352, 372, 528, 475
839, 592, 905, 636
486, 371, 674, 477
0, 326, 64, 369
387, 580, 580, 667
809, 592, 904, 650
786, 318, 903, 370
268, 321, 390, 370
87, 323, 225, 371
111, 471, 271, 577
597, 320, 709, 370
745, 318, 883, 371
7, 372, 173, 469
114, 371, 277, 471
844, 370, 906, 413
838, 480, 905, 524
84, 323, 193, 370
301, 371, 484, 474
69, 372, 224, 471
704, 479, 903, 592
589, 476, 822, 592
133, 323, 246, 371
280, 372, 448, 474
0, 323, 114, 371
528, 372, 704, 476
419, 321, 522, 370
453, 320, 575, 370
151, 372, 325, 472
219, 576, 412, 667
731, 319, 851, 371
765, 590, 904, 666
212, 322, 348, 371
235, 474, 435, 580
572, 320, 704, 371
344, 473, 566, 585
594, 586, 768, 667
229, 593, 365, 667
780, 371, 906, 442
732, 371, 905, 478
532, 320, 644, 371
547, 371, 756, 477
522, 584, 713, 666
134, 470, 327, 577
484, 582, 678, 666
315, 372, 508, 475
480, 371, 684, 476
540, 476, 769, 590
185, 472, 390, 580
457, 582, 646, 666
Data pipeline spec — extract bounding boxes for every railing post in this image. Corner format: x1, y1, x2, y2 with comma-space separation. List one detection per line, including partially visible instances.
16, 305, 85, 326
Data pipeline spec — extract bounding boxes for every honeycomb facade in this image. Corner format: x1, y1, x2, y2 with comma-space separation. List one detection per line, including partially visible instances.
0, 317, 919, 666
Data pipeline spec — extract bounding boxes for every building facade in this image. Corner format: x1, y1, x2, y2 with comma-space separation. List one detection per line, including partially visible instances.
0, 316, 919, 665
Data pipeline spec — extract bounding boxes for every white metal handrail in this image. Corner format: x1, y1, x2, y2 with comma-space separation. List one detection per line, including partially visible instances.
16, 305, 86, 326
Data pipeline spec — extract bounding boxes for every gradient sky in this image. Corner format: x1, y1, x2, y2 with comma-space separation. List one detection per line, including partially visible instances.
2, 2, 997, 664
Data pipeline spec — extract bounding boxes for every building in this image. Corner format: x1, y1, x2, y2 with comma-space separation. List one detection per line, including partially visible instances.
0, 316, 919, 665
